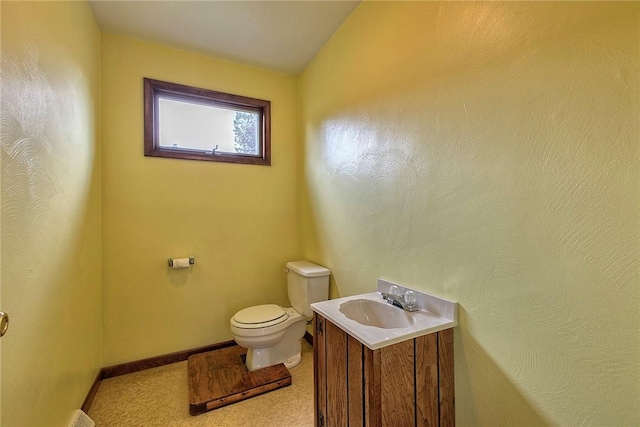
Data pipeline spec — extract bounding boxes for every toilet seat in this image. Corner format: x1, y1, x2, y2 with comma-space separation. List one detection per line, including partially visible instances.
231, 304, 288, 329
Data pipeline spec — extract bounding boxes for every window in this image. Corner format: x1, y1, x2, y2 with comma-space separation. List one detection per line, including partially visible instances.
143, 78, 271, 165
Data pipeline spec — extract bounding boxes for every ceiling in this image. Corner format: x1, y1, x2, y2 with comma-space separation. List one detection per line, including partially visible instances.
89, 1, 360, 75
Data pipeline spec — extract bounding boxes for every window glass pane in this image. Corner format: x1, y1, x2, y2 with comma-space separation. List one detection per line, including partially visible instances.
144, 78, 270, 165
232, 111, 260, 155
158, 97, 260, 156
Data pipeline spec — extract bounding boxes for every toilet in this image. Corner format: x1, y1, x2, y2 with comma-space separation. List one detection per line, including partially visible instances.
230, 260, 330, 372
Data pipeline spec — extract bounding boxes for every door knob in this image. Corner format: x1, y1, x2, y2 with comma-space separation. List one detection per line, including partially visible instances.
0, 311, 9, 337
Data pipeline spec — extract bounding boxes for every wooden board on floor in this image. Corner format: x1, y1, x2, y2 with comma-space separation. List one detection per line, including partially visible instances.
188, 345, 292, 416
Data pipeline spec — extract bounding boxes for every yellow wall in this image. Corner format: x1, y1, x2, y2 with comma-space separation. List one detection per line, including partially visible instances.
101, 33, 299, 365
298, 2, 639, 425
0, 1, 102, 425
1, 2, 638, 425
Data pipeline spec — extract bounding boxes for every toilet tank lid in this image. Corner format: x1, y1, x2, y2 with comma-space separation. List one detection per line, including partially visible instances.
286, 261, 331, 278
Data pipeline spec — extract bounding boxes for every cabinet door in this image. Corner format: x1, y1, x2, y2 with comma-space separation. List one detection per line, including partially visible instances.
315, 314, 364, 427
437, 329, 455, 427
379, 339, 416, 426
325, 318, 348, 425
416, 333, 439, 427
347, 335, 365, 426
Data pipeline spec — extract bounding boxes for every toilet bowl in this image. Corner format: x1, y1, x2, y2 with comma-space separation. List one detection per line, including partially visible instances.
230, 261, 330, 372
231, 305, 306, 371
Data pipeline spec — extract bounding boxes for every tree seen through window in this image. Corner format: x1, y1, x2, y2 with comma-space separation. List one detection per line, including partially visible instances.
233, 112, 259, 154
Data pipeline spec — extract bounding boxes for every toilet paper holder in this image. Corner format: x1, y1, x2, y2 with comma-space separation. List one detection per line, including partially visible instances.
168, 257, 195, 267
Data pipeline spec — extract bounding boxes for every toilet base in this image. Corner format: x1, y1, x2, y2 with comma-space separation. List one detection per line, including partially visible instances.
283, 352, 302, 369
241, 315, 307, 372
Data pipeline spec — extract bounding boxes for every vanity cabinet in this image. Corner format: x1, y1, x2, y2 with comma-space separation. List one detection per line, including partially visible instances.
313, 313, 454, 427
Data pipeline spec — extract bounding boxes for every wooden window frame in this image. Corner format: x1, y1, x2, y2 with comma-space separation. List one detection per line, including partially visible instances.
143, 78, 271, 166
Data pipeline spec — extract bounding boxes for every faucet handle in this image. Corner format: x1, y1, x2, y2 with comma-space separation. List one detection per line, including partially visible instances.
389, 285, 400, 296
404, 290, 417, 307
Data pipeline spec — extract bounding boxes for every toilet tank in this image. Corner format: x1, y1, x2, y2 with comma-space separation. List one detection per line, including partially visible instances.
286, 261, 330, 319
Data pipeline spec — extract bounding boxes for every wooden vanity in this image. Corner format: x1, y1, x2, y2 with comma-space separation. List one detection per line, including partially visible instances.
313, 313, 455, 427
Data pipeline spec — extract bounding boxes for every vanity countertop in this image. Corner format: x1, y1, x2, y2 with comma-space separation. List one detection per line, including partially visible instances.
311, 279, 458, 350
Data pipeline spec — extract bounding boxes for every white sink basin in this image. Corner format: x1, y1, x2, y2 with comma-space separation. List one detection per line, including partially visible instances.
311, 279, 458, 350
339, 299, 415, 329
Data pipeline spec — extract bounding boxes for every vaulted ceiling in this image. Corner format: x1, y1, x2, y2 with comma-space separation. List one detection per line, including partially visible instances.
89, 1, 361, 75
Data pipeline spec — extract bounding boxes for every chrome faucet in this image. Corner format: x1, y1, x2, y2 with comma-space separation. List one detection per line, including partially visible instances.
381, 286, 419, 312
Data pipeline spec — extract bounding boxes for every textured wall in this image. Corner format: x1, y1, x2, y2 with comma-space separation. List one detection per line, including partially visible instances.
0, 2, 102, 426
299, 2, 639, 425
101, 33, 299, 365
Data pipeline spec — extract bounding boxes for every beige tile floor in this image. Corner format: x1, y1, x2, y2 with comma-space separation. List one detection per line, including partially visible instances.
89, 341, 315, 427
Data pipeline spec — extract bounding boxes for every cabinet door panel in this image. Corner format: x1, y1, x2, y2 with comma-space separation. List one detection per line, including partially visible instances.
416, 333, 439, 427
363, 346, 382, 427
347, 335, 364, 426
437, 329, 455, 427
380, 339, 415, 426
326, 319, 348, 425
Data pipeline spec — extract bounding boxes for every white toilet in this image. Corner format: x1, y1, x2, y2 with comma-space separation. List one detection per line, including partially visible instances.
230, 261, 330, 372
